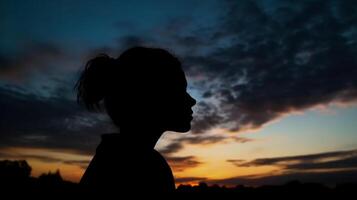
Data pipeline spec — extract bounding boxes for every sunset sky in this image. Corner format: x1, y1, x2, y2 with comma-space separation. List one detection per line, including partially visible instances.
1, 0, 357, 186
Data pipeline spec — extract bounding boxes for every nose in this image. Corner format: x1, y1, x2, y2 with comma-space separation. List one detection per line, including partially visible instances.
188, 94, 196, 107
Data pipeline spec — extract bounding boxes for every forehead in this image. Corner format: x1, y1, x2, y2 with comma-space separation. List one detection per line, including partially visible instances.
118, 48, 188, 89
158, 55, 187, 87
170, 61, 187, 86
161, 67, 187, 91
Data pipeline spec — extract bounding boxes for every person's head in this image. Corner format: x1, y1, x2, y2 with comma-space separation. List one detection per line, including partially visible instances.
76, 46, 196, 133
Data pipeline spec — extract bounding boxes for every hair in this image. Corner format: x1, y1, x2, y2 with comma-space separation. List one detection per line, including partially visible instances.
75, 53, 117, 111
75, 47, 182, 122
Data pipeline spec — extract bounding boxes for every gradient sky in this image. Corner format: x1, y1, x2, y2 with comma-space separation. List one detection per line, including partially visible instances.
1, 0, 357, 186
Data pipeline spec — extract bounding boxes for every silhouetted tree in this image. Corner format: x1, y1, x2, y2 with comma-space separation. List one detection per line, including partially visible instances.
0, 160, 31, 180
39, 169, 63, 183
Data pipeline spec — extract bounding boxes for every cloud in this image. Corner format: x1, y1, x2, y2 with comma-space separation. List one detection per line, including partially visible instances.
232, 149, 357, 170
0, 150, 90, 169
286, 156, 357, 171
190, 102, 225, 134
179, 0, 357, 132
0, 86, 116, 155
207, 169, 357, 186
63, 160, 91, 169
160, 134, 253, 155
166, 156, 202, 172
160, 134, 228, 155
175, 177, 207, 184
160, 142, 184, 155
226, 159, 245, 166
0, 42, 67, 81
0, 151, 61, 163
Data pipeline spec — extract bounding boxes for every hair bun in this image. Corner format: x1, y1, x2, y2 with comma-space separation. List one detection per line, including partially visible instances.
75, 54, 116, 110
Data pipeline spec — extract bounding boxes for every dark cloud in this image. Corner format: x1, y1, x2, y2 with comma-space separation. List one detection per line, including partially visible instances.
175, 177, 207, 184
160, 142, 184, 155
190, 102, 225, 134
208, 169, 357, 186
160, 134, 227, 155
233, 149, 357, 169
0, 42, 66, 81
231, 136, 254, 143
160, 134, 253, 155
226, 159, 245, 166
63, 160, 91, 169
181, 0, 357, 132
0, 151, 62, 163
166, 156, 202, 172
0, 150, 90, 169
0, 86, 116, 155
287, 156, 357, 171
178, 135, 226, 145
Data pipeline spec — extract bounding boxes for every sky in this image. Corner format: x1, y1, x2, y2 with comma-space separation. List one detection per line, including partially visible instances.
1, 0, 357, 186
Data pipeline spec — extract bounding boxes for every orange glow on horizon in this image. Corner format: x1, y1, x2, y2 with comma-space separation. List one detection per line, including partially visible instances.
0, 147, 91, 183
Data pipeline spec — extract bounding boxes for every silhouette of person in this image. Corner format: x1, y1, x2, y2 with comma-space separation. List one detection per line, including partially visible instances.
76, 47, 196, 194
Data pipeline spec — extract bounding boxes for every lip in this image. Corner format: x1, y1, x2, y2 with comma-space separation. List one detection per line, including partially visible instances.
183, 111, 193, 119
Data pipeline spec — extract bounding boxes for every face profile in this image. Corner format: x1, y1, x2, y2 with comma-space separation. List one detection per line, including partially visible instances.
76, 46, 196, 193
148, 63, 196, 133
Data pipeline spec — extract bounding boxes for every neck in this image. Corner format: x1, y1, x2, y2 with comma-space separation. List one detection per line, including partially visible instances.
119, 126, 164, 150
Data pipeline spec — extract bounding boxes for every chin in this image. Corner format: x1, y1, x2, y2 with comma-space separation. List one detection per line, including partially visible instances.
169, 123, 191, 133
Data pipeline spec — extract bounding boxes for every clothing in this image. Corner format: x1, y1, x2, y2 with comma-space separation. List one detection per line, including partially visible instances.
80, 133, 175, 193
